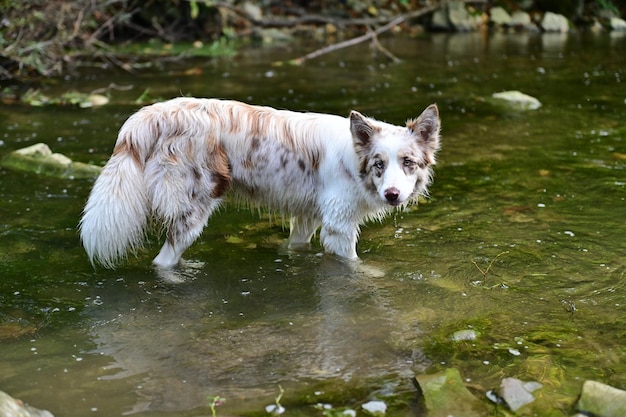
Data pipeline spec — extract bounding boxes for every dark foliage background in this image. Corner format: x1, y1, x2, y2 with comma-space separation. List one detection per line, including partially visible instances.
1, 0, 624, 80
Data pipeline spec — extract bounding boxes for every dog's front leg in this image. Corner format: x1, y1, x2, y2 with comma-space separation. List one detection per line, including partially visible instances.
320, 223, 359, 259
319, 202, 359, 259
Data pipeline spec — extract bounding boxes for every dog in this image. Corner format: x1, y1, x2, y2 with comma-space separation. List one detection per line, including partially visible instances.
79, 98, 440, 268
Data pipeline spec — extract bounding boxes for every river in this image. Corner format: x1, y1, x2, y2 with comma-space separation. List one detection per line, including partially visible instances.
1, 31, 625, 416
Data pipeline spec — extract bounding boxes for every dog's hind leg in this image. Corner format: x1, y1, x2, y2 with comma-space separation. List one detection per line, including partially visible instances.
147, 142, 231, 269
288, 216, 321, 251
153, 198, 222, 268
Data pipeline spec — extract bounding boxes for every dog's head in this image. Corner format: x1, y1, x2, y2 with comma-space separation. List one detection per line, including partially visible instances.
351, 104, 441, 207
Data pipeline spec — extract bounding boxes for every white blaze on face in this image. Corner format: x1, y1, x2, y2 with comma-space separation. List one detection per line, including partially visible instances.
376, 132, 419, 206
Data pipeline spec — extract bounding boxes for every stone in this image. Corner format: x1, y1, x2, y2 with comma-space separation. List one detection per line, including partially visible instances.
431, 9, 451, 31
414, 368, 488, 417
448, 1, 476, 32
541, 12, 569, 32
361, 400, 387, 414
81, 94, 109, 108
609, 17, 626, 31
490, 7, 512, 26
1, 143, 102, 179
498, 377, 542, 412
491, 90, 542, 110
258, 28, 293, 43
0, 390, 54, 417
510, 11, 537, 31
576, 380, 626, 417
242, 2, 262, 22
450, 329, 480, 341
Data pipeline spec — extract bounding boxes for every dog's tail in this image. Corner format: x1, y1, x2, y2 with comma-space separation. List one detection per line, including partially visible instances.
79, 112, 153, 268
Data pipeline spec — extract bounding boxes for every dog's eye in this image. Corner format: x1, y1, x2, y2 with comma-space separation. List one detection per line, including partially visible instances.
374, 160, 385, 170
403, 158, 416, 167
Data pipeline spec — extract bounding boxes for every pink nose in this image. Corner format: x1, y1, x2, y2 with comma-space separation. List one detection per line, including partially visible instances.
384, 187, 400, 203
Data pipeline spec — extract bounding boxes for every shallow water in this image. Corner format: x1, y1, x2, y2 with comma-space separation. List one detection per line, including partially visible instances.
1, 31, 625, 416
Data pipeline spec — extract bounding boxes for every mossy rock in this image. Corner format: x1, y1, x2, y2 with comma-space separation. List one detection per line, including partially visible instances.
490, 90, 542, 111
1, 143, 101, 179
577, 380, 626, 417
414, 368, 489, 416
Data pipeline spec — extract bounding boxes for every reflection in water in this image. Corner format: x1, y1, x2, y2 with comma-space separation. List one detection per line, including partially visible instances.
430, 31, 576, 62
88, 256, 420, 414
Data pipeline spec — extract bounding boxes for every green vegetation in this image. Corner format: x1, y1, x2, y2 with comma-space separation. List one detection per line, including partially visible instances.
0, 0, 234, 80
207, 396, 225, 417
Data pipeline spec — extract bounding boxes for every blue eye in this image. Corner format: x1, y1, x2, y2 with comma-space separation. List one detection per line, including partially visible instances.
374, 160, 384, 169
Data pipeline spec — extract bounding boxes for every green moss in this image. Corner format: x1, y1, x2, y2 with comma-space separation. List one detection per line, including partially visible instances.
1, 143, 101, 179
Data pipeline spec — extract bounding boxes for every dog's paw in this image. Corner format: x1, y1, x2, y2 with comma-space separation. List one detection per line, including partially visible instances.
154, 259, 206, 283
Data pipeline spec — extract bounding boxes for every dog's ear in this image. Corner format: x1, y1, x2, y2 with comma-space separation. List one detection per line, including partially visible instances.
350, 111, 379, 146
407, 104, 440, 149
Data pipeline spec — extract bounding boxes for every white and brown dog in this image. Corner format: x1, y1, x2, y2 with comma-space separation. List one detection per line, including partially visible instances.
79, 98, 440, 268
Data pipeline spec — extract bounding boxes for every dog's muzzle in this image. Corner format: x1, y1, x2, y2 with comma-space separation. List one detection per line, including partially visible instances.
384, 187, 401, 205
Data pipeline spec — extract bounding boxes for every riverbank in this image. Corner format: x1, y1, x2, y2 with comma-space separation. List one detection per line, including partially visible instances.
1, 0, 625, 82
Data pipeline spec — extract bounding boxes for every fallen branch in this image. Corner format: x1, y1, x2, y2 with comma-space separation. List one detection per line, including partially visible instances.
368, 25, 401, 64
277, 5, 439, 66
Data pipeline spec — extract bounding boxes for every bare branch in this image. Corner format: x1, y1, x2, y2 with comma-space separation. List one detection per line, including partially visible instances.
279, 5, 439, 66
368, 25, 402, 64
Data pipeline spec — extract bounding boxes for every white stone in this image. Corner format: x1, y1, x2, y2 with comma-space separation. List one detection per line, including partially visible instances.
451, 329, 479, 341
431, 9, 451, 30
362, 400, 387, 414
610, 17, 626, 31
510, 11, 531, 26
500, 378, 541, 412
541, 12, 569, 32
490, 7, 512, 26
492, 90, 542, 110
448, 1, 476, 31
14, 143, 52, 157
50, 153, 72, 166
242, 2, 262, 21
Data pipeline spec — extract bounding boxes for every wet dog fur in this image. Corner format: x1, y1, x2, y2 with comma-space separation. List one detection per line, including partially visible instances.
79, 98, 441, 268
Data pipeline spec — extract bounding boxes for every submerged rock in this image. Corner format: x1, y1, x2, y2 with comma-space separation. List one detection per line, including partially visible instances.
1, 143, 102, 179
21, 89, 109, 107
0, 390, 54, 417
414, 368, 488, 416
496, 377, 543, 412
491, 90, 542, 110
361, 400, 387, 414
450, 329, 480, 341
576, 380, 626, 417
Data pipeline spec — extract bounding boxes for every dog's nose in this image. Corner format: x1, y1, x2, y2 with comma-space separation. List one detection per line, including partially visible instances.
384, 187, 400, 202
